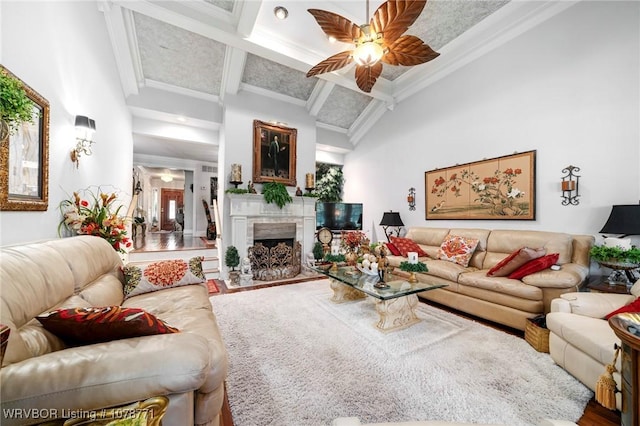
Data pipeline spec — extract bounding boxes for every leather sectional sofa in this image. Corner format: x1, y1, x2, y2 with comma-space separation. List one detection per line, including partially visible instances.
386, 227, 594, 331
0, 236, 227, 426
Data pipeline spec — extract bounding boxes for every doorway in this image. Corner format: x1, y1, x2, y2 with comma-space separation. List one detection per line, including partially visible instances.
160, 189, 184, 231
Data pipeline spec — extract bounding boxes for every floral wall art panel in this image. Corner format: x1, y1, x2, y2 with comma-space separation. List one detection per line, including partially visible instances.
425, 151, 536, 220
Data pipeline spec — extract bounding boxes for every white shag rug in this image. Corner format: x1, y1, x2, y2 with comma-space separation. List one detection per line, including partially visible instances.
210, 280, 592, 426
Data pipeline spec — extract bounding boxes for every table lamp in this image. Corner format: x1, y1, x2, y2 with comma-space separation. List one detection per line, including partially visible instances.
380, 211, 404, 242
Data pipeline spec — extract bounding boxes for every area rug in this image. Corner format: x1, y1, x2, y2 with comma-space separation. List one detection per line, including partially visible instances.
206, 279, 219, 295
210, 281, 593, 426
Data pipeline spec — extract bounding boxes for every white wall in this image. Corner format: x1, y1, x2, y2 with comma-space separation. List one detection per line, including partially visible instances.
220, 91, 317, 260
0, 1, 132, 245
344, 1, 640, 243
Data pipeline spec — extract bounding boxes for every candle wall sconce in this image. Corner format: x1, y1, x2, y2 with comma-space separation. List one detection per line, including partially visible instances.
561, 165, 580, 206
407, 187, 416, 210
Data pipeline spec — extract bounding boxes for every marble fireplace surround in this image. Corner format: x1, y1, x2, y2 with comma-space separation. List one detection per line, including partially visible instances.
228, 194, 316, 260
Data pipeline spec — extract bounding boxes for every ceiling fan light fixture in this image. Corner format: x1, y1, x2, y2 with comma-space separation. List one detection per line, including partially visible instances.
353, 41, 384, 66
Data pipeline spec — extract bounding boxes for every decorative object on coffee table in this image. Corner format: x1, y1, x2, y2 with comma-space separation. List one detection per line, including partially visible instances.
399, 260, 428, 284
324, 253, 345, 272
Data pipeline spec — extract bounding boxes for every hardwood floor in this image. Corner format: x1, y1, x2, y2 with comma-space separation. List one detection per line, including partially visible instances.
217, 281, 621, 426
130, 231, 214, 252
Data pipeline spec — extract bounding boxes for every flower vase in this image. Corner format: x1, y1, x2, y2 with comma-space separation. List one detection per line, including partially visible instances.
345, 250, 358, 266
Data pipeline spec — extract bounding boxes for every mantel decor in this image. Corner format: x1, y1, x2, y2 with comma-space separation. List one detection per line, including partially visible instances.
253, 120, 297, 187
425, 150, 536, 220
0, 65, 50, 211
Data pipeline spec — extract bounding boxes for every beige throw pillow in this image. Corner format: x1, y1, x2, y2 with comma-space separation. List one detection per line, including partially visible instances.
487, 247, 546, 277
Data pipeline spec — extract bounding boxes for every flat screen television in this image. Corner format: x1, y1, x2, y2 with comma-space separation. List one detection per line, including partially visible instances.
316, 202, 363, 231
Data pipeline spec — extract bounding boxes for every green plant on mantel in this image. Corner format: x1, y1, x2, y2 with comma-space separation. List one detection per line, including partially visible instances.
225, 188, 249, 195
262, 181, 292, 209
590, 245, 640, 265
0, 68, 36, 139
399, 261, 428, 273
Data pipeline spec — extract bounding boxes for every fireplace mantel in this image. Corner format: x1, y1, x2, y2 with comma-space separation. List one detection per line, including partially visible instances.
228, 194, 316, 259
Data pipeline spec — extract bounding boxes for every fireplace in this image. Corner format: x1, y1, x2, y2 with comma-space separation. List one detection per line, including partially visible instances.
227, 193, 316, 263
249, 222, 301, 281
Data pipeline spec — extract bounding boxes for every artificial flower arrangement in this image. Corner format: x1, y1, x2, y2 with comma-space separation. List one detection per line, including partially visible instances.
58, 187, 131, 253
341, 230, 368, 251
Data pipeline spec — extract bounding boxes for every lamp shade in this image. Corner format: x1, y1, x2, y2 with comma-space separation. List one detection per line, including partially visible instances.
379, 211, 404, 227
74, 115, 96, 132
599, 205, 640, 235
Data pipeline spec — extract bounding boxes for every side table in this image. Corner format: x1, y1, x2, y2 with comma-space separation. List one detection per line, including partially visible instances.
609, 313, 640, 426
587, 276, 630, 294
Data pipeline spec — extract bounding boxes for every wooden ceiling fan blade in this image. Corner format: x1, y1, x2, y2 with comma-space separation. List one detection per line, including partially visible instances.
371, 0, 427, 44
382, 35, 439, 66
306, 51, 354, 78
308, 9, 362, 44
355, 63, 383, 93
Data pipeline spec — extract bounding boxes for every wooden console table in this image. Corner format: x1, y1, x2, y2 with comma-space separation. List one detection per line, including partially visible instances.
609, 313, 640, 426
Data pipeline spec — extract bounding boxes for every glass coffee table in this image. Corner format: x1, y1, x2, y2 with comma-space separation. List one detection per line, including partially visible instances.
313, 265, 447, 333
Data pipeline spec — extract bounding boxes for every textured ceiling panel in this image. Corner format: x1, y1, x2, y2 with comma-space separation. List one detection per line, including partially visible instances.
317, 86, 372, 129
381, 0, 510, 80
242, 54, 317, 100
204, 0, 235, 13
134, 12, 225, 95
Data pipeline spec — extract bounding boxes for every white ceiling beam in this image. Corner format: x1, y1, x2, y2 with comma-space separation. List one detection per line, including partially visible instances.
132, 116, 219, 145
234, 0, 263, 37
306, 80, 335, 117
220, 47, 248, 101
98, 1, 143, 97
348, 100, 389, 146
238, 83, 307, 107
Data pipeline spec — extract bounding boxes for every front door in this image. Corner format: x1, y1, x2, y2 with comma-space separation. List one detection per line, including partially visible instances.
160, 189, 184, 231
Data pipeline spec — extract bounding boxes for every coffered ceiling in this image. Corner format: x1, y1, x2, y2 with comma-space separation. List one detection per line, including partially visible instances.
99, 0, 578, 164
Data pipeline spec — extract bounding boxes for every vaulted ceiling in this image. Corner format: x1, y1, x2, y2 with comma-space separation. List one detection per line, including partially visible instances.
100, 0, 576, 164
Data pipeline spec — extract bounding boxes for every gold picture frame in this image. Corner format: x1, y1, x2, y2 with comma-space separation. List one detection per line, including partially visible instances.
0, 65, 50, 211
425, 150, 536, 220
253, 120, 297, 187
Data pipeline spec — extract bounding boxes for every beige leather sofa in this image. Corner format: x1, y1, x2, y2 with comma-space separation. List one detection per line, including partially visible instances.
332, 417, 578, 426
546, 279, 640, 410
0, 236, 228, 426
386, 228, 593, 331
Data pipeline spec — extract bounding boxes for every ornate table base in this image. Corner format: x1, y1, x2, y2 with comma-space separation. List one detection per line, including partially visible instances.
330, 279, 366, 303
374, 294, 421, 333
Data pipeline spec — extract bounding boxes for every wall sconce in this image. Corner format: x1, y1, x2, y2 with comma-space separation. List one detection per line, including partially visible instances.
560, 165, 580, 205
70, 115, 96, 168
407, 187, 416, 211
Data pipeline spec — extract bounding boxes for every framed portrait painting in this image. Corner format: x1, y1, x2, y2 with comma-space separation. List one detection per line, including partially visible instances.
425, 150, 536, 220
0, 65, 50, 211
252, 120, 297, 187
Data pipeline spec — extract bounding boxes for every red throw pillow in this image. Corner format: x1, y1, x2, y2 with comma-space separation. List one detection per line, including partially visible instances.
508, 253, 560, 280
385, 242, 401, 256
605, 298, 640, 319
390, 236, 428, 257
36, 306, 179, 344
487, 247, 546, 277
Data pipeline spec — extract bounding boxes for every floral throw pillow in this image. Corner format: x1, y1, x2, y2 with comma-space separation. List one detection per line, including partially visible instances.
36, 306, 179, 345
390, 237, 428, 257
123, 257, 206, 299
437, 234, 480, 267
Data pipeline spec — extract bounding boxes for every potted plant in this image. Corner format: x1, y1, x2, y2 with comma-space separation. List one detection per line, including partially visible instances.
399, 260, 428, 283
225, 245, 241, 285
312, 242, 324, 262
262, 181, 292, 209
590, 244, 640, 285
0, 68, 36, 142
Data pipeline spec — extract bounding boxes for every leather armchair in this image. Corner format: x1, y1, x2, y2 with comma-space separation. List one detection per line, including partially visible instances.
546, 280, 640, 410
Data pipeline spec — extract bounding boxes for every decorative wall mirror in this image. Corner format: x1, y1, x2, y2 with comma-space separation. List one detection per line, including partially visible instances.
0, 65, 50, 211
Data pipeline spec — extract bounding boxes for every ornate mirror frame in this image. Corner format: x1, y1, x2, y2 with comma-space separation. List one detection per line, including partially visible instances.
0, 65, 50, 211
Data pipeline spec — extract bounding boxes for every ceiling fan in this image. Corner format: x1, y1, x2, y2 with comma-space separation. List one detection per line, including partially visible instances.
306, 0, 439, 93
